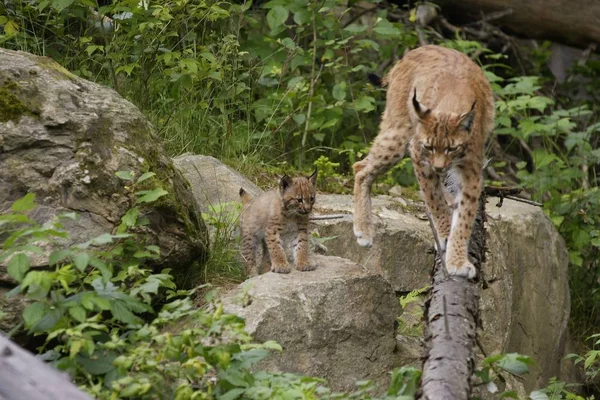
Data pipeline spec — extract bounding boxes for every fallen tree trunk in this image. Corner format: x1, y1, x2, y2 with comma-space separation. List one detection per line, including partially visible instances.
430, 0, 600, 49
419, 192, 488, 399
0, 334, 92, 400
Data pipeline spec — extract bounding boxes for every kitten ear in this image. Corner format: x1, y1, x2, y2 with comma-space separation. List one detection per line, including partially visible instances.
458, 101, 476, 132
280, 175, 293, 193
412, 88, 431, 120
308, 168, 318, 186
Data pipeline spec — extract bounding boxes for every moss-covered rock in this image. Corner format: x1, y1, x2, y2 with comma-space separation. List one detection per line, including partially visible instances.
0, 48, 208, 291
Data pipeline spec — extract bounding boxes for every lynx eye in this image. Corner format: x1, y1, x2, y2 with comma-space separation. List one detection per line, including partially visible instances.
296, 197, 303, 203
422, 144, 434, 152
310, 196, 315, 203
447, 145, 461, 153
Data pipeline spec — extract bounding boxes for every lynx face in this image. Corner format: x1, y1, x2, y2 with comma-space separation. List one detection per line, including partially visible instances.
280, 170, 318, 216
413, 92, 475, 173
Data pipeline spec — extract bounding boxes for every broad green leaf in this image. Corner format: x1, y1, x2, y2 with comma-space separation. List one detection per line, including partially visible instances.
7, 253, 29, 281
49, 249, 72, 266
120, 208, 139, 228
373, 20, 400, 37
293, 9, 310, 25
4, 20, 19, 35
135, 188, 168, 204
69, 306, 87, 322
355, 95, 376, 112
11, 193, 37, 213
52, 0, 75, 11
136, 172, 156, 184
111, 301, 143, 326
115, 63, 136, 76
73, 252, 89, 272
262, 340, 283, 351
23, 302, 46, 329
287, 76, 304, 90
344, 23, 368, 33
266, 6, 288, 30
332, 82, 347, 101
529, 391, 549, 400
76, 351, 116, 375
496, 353, 532, 375
115, 170, 135, 181
220, 388, 246, 400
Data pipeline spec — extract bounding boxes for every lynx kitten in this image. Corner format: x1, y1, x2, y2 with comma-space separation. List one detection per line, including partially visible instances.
353, 45, 494, 279
239, 170, 318, 276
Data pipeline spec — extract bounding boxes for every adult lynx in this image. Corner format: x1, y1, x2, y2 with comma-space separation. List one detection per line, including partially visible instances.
353, 45, 494, 278
239, 171, 318, 276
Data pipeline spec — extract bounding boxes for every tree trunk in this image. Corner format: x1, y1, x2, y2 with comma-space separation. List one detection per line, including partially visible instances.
431, 0, 600, 49
0, 334, 92, 400
419, 194, 487, 399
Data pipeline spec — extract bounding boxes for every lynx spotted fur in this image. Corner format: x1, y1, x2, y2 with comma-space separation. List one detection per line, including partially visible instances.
353, 45, 494, 279
239, 170, 317, 276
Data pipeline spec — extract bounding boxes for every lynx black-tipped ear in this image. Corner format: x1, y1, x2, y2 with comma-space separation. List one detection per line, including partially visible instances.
308, 168, 318, 186
280, 175, 293, 192
458, 100, 477, 132
412, 88, 431, 119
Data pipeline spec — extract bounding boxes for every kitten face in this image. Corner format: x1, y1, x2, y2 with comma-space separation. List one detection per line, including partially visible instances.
279, 170, 317, 216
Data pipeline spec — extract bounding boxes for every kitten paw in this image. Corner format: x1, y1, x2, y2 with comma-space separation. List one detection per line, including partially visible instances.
446, 260, 477, 279
271, 264, 291, 274
296, 263, 316, 272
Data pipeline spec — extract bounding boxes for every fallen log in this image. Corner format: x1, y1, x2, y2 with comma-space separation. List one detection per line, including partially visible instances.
0, 334, 92, 400
419, 191, 487, 399
429, 0, 600, 49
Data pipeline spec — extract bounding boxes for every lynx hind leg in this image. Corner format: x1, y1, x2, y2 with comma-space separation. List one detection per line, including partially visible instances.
258, 239, 271, 275
241, 232, 259, 277
353, 126, 407, 248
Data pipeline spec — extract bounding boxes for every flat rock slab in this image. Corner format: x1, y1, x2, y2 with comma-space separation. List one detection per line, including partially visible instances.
223, 255, 401, 391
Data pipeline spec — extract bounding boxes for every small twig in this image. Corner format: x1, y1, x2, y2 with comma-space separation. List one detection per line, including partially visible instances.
341, 3, 379, 29
504, 195, 542, 207
309, 214, 346, 220
472, 8, 514, 25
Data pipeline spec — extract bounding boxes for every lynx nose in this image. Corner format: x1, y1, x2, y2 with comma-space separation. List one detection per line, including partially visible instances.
433, 166, 445, 174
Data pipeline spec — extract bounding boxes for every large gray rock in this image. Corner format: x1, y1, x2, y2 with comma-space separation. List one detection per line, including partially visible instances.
0, 49, 207, 286
223, 255, 401, 391
173, 154, 262, 213
311, 194, 435, 292
483, 199, 571, 392
311, 194, 571, 393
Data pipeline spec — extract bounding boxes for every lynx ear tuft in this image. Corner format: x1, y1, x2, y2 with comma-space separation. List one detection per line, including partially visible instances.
412, 88, 431, 120
280, 175, 293, 192
458, 101, 476, 132
308, 168, 318, 186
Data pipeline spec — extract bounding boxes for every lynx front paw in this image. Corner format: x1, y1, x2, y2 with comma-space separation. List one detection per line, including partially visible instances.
446, 260, 477, 279
271, 264, 291, 274
353, 225, 373, 248
296, 263, 317, 272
